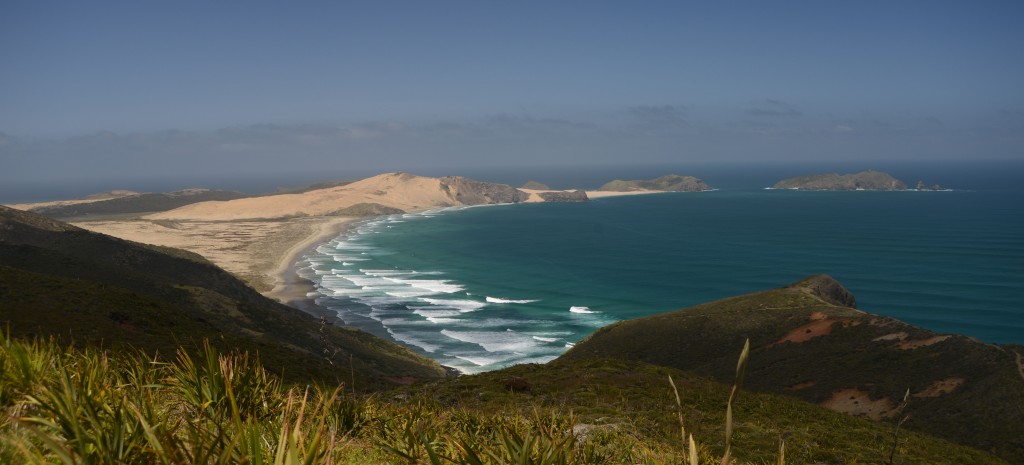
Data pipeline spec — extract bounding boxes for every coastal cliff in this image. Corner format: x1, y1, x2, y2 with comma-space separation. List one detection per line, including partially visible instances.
772, 170, 908, 190
439, 175, 531, 204
598, 174, 712, 192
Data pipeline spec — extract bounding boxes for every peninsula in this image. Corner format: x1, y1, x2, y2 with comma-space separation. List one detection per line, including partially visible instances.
7, 172, 696, 308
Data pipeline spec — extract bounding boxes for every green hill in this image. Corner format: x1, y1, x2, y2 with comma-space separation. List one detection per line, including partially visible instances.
559, 275, 1024, 463
0, 206, 446, 388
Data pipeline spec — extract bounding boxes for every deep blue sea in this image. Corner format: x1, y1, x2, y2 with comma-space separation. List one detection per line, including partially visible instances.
290, 162, 1024, 373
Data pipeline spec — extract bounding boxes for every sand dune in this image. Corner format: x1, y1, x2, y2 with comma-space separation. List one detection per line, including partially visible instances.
148, 173, 471, 221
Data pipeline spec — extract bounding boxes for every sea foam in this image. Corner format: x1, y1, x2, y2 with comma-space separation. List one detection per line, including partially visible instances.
486, 296, 540, 304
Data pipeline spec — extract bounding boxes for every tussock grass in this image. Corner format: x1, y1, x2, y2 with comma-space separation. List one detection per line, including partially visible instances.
0, 333, 1009, 464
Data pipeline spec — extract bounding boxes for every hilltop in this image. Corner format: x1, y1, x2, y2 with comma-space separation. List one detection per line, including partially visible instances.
0, 206, 446, 388
597, 174, 712, 192
559, 275, 1024, 462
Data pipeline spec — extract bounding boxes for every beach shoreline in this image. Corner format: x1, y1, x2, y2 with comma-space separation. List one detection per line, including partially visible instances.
264, 217, 356, 310
70, 181, 671, 319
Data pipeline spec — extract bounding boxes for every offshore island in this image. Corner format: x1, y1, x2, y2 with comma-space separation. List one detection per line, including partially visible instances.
770, 170, 945, 191
2, 171, 1021, 464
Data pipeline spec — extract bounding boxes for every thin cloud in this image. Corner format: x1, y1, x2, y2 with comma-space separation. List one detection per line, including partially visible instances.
746, 99, 802, 117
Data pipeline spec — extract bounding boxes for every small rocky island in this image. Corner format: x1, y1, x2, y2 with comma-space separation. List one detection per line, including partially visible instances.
771, 170, 943, 191
520, 181, 551, 190
597, 175, 712, 192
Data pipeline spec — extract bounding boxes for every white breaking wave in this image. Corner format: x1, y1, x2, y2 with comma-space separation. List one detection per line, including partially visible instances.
391, 278, 464, 294
531, 336, 559, 343
420, 298, 486, 312
486, 296, 540, 304
440, 329, 538, 353
569, 306, 598, 314
386, 329, 442, 353
413, 308, 464, 319
450, 353, 523, 368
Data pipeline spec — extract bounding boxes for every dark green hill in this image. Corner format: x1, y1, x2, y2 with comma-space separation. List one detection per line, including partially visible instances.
559, 275, 1024, 463
598, 174, 712, 192
408, 358, 1009, 464
29, 188, 250, 219
0, 206, 446, 388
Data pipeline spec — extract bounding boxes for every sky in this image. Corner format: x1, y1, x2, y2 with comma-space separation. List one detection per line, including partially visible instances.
2, 1, 1023, 193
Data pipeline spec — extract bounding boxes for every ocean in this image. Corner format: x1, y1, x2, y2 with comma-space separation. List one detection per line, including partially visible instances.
297, 161, 1024, 373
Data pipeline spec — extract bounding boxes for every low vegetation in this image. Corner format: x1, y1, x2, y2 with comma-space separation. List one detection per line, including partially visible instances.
561, 276, 1024, 462
28, 189, 250, 220
0, 334, 1007, 464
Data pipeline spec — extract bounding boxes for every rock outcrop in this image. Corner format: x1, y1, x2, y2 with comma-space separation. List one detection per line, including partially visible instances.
439, 176, 531, 205
598, 175, 712, 192
772, 171, 908, 190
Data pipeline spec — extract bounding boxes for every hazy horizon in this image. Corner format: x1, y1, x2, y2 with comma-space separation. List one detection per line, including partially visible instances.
3, 2, 1022, 190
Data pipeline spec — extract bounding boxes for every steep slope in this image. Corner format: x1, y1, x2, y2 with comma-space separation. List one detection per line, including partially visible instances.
0, 206, 446, 388
560, 275, 1024, 463
598, 174, 712, 192
772, 170, 908, 190
147, 173, 530, 221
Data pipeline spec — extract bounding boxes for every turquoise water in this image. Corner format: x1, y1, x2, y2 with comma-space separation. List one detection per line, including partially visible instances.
299, 180, 1024, 373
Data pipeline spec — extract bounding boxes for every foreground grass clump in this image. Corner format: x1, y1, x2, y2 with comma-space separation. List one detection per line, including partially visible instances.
0, 335, 684, 464
0, 334, 1008, 464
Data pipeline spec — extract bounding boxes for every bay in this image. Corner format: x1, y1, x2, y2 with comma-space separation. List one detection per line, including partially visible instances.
300, 167, 1024, 373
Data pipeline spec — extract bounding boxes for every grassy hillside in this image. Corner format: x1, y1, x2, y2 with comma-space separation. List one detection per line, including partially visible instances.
0, 335, 1006, 464
560, 275, 1024, 463
0, 206, 446, 388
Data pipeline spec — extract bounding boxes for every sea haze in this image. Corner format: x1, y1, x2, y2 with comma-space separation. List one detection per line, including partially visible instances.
299, 162, 1024, 373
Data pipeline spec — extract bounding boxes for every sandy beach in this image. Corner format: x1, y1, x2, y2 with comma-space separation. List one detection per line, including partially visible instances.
264, 217, 354, 307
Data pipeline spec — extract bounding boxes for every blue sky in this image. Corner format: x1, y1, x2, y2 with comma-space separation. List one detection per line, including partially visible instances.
1, 1, 1022, 188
